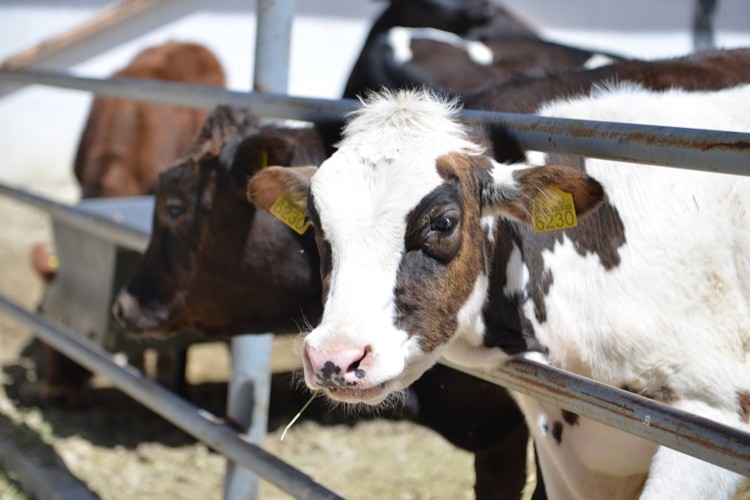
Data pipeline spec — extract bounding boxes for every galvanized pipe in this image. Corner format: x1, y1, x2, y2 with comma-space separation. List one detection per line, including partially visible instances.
0, 294, 343, 500
2, 69, 750, 176
253, 0, 295, 93
693, 0, 718, 51
0, 68, 352, 121
440, 358, 750, 477
0, 183, 148, 252
224, 2, 297, 496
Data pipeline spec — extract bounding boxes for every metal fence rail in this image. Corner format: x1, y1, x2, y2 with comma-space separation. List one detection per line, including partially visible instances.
0, 183, 149, 252
441, 359, 750, 477
0, 293, 343, 500
2, 68, 750, 176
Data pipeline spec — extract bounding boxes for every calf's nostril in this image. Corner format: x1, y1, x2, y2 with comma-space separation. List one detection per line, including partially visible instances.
345, 345, 371, 379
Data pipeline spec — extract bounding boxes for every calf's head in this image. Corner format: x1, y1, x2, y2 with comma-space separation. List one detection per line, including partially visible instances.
113, 106, 325, 338
248, 90, 604, 405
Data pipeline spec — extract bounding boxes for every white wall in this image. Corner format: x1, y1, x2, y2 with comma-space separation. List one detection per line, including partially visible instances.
0, 0, 748, 194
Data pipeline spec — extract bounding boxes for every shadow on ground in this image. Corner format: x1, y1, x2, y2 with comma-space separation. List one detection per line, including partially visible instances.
2, 338, 402, 451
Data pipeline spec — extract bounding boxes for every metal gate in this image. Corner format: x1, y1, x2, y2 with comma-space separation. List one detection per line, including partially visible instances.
0, 0, 748, 498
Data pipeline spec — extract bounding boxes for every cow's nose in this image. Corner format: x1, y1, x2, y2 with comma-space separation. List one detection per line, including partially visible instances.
303, 345, 372, 388
111, 291, 137, 328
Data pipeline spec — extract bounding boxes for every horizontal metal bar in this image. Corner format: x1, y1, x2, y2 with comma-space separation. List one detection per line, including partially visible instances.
0, 68, 353, 122
0, 183, 148, 252
462, 109, 750, 177
0, 294, 343, 500
440, 358, 750, 477
2, 68, 750, 176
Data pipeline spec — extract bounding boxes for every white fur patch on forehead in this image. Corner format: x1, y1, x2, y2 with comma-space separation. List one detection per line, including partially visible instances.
313, 89, 483, 246
341, 88, 483, 159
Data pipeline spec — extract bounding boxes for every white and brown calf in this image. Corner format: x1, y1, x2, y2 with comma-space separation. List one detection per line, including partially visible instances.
248, 86, 750, 499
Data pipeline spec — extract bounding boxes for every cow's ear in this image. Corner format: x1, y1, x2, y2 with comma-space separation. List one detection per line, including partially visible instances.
247, 165, 316, 212
194, 106, 255, 160
232, 131, 297, 177
480, 160, 605, 226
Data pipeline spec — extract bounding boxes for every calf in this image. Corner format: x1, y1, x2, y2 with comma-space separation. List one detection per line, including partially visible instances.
36, 41, 226, 406
113, 106, 536, 499
249, 86, 750, 498
113, 106, 325, 338
74, 40, 225, 198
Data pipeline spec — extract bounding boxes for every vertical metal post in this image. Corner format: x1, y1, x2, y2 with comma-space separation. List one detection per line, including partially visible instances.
224, 1, 296, 498
253, 0, 296, 93
693, 0, 718, 51
223, 334, 274, 500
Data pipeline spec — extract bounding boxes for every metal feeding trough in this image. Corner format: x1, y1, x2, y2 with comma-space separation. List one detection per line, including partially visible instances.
39, 195, 206, 388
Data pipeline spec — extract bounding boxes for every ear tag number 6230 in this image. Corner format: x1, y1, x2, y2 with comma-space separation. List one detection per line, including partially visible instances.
530, 186, 578, 233
270, 192, 311, 235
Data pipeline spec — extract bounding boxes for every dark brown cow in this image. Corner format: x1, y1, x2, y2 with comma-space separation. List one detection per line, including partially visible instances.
112, 106, 534, 500
34, 41, 226, 407
113, 107, 325, 338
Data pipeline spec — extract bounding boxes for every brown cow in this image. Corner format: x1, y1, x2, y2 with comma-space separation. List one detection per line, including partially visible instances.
112, 106, 534, 500
34, 41, 226, 407
74, 41, 226, 198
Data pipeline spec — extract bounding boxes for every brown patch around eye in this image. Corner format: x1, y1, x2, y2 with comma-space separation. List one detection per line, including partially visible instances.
395, 152, 488, 354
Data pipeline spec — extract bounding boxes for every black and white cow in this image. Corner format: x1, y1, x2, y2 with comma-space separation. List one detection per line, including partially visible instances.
349, 26, 622, 97
342, 0, 535, 99
248, 85, 750, 498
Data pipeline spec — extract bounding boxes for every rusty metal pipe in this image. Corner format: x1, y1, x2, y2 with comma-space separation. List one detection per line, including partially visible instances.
2, 68, 750, 176
440, 357, 750, 477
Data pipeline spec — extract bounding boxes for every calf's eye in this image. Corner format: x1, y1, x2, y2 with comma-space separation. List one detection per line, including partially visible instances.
166, 202, 186, 219
431, 215, 457, 234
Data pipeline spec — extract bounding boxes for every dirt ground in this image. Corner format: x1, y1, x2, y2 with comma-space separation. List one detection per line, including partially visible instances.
0, 186, 497, 499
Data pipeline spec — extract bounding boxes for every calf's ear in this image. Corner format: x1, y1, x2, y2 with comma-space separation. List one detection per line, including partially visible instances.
247, 165, 316, 212
481, 160, 606, 226
231, 132, 297, 177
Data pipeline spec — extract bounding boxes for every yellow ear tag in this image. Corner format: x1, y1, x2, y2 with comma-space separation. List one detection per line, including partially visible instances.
47, 255, 60, 269
260, 148, 269, 169
269, 192, 311, 235
530, 186, 578, 233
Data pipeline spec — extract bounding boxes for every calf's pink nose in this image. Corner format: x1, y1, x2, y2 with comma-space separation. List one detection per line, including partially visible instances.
304, 345, 371, 388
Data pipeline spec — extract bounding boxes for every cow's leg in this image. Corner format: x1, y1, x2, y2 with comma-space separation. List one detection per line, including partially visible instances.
641, 400, 746, 499
40, 343, 92, 409
473, 418, 539, 500
154, 347, 188, 396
